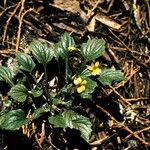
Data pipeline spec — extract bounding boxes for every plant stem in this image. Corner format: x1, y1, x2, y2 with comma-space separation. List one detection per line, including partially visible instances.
20, 71, 32, 90
78, 61, 86, 75
65, 58, 69, 83
57, 59, 61, 86
43, 64, 49, 99
30, 73, 37, 85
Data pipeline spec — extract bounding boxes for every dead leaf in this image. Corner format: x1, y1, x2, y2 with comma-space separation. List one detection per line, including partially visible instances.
87, 16, 96, 32
50, 0, 81, 14
95, 13, 121, 30
49, 0, 88, 22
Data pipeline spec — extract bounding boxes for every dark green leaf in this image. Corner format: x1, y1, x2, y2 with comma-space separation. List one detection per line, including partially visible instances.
80, 69, 91, 77
16, 52, 35, 72
32, 104, 49, 120
31, 88, 43, 98
0, 109, 28, 130
80, 39, 105, 62
48, 115, 67, 128
80, 77, 97, 99
48, 110, 92, 141
9, 84, 28, 102
98, 68, 124, 85
55, 32, 75, 59
0, 66, 14, 86
63, 110, 92, 141
3, 99, 12, 108
52, 98, 72, 108
29, 40, 53, 65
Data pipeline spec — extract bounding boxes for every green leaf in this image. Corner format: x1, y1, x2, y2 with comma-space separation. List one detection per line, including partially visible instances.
9, 84, 28, 102
80, 39, 105, 62
48, 110, 92, 141
29, 40, 53, 65
0, 109, 28, 130
98, 68, 124, 85
0, 66, 14, 86
15, 52, 35, 72
80, 78, 97, 99
31, 88, 43, 98
55, 32, 75, 59
80, 69, 91, 77
48, 115, 67, 128
63, 110, 92, 141
53, 98, 72, 108
32, 103, 49, 120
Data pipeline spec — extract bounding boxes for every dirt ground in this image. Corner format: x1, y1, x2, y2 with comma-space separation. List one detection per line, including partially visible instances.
0, 0, 150, 149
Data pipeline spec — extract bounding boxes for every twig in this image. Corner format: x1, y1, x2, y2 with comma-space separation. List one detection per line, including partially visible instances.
35, 120, 46, 148
109, 85, 132, 106
47, 135, 60, 150
108, 28, 150, 69
124, 126, 150, 140
87, 0, 102, 17
96, 104, 150, 146
126, 97, 149, 102
2, 1, 21, 45
0, 4, 17, 17
4, 0, 7, 8
16, 8, 34, 51
146, 0, 150, 25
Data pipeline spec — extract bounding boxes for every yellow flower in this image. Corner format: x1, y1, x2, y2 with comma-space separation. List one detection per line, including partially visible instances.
77, 85, 85, 93
68, 46, 78, 52
73, 77, 87, 93
73, 77, 82, 85
87, 61, 101, 76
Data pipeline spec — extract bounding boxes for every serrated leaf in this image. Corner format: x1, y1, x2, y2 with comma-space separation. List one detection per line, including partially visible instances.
0, 66, 14, 86
80, 39, 105, 62
55, 32, 75, 59
48, 110, 92, 141
98, 68, 124, 85
63, 110, 92, 141
48, 115, 67, 128
9, 84, 28, 102
0, 109, 28, 130
80, 77, 97, 99
29, 40, 53, 65
15, 52, 35, 72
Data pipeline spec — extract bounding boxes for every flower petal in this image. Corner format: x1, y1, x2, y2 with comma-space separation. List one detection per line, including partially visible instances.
74, 77, 82, 85
68, 46, 78, 51
87, 65, 93, 71
95, 61, 100, 67
77, 85, 86, 93
87, 63, 94, 71
92, 68, 101, 76
82, 80, 87, 85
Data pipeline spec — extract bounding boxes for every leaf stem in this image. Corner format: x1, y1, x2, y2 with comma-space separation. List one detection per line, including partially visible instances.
7, 79, 14, 87
29, 73, 37, 85
20, 71, 32, 90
